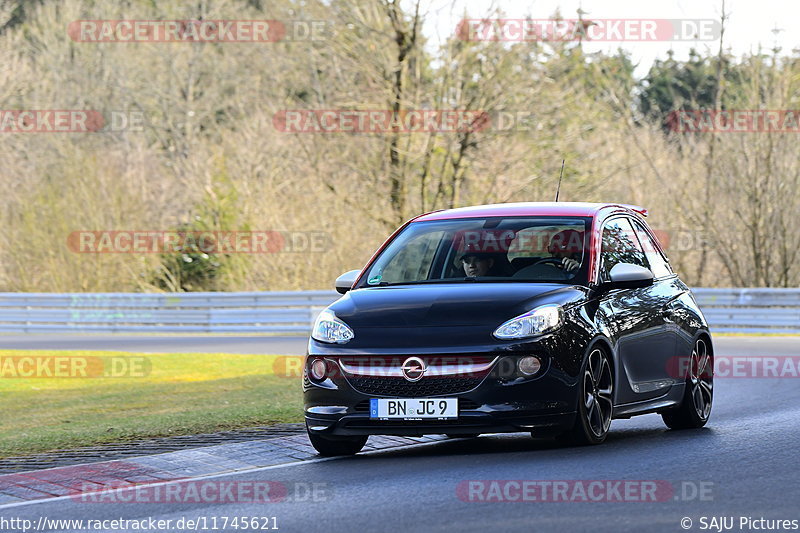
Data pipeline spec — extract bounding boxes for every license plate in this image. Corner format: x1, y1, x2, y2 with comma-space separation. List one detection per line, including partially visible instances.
370, 398, 458, 420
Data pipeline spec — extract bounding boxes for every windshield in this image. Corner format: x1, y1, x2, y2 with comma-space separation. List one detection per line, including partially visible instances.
361, 217, 591, 286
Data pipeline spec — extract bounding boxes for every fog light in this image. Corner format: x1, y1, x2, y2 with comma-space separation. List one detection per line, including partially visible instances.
310, 358, 327, 381
518, 356, 542, 376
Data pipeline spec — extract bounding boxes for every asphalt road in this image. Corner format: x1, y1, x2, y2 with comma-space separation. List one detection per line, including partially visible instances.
2, 336, 799, 532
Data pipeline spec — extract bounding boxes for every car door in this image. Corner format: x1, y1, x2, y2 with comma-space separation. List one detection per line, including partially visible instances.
628, 218, 688, 380
597, 217, 676, 404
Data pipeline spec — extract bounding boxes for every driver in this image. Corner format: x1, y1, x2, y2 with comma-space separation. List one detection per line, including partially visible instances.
460, 252, 494, 277
453, 230, 515, 277
548, 229, 583, 272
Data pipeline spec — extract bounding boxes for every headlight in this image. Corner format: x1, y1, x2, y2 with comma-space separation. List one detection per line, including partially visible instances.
311, 309, 354, 344
493, 304, 563, 340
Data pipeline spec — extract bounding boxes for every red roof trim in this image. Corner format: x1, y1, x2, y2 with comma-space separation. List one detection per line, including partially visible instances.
415, 202, 646, 221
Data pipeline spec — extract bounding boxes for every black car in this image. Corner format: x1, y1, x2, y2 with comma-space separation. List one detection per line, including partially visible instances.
304, 202, 713, 455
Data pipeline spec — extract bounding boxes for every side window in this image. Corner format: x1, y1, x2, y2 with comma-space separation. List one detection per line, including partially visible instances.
378, 231, 443, 283
631, 220, 673, 279
600, 218, 648, 281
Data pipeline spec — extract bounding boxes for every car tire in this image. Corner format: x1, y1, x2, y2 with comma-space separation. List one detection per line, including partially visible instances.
662, 337, 713, 430
557, 347, 614, 446
307, 426, 368, 456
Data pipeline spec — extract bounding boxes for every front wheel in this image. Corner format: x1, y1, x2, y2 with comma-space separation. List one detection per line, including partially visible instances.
557, 347, 614, 446
662, 337, 713, 430
307, 425, 367, 456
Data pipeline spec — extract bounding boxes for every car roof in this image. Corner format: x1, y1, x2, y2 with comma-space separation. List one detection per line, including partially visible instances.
414, 202, 647, 222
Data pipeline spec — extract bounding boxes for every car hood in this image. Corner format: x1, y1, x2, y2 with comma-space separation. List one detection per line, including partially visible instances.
329, 283, 587, 329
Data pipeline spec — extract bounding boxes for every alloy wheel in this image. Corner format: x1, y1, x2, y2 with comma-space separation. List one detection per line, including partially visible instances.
689, 338, 713, 419
584, 349, 613, 438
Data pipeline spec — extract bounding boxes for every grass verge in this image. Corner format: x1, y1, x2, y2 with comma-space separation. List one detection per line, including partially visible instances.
0, 350, 303, 458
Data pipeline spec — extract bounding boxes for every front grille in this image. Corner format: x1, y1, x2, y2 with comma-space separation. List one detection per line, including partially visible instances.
339, 355, 494, 367
346, 375, 485, 397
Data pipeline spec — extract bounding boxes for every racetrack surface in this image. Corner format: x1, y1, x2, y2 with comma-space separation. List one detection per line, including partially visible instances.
2, 337, 798, 532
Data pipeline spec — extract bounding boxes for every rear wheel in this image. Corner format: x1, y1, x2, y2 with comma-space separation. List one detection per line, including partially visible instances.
662, 338, 713, 429
557, 347, 614, 446
306, 425, 367, 456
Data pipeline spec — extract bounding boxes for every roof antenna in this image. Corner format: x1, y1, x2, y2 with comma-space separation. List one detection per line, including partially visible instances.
555, 159, 565, 202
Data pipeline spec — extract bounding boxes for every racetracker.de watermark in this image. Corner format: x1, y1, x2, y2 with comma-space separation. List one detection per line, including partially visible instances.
68, 20, 331, 42
456, 19, 720, 42
71, 480, 329, 503
668, 355, 800, 379
274, 355, 513, 380
66, 231, 330, 254
273, 110, 491, 133
668, 110, 800, 133
457, 480, 713, 502
0, 356, 150, 378
0, 110, 145, 133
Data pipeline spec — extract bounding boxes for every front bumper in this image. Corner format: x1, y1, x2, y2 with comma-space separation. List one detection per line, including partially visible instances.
306, 410, 577, 437
303, 349, 580, 437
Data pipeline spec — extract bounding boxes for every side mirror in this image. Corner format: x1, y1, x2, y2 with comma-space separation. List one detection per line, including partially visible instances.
606, 263, 654, 290
335, 270, 361, 294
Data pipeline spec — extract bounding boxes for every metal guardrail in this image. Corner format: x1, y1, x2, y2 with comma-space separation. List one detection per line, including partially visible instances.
691, 288, 800, 334
0, 288, 797, 334
0, 291, 340, 333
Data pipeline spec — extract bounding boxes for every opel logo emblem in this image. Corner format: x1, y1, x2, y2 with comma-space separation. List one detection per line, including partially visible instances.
401, 356, 427, 382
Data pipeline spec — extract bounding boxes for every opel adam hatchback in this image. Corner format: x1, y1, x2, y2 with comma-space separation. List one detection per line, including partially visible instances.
304, 202, 713, 455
